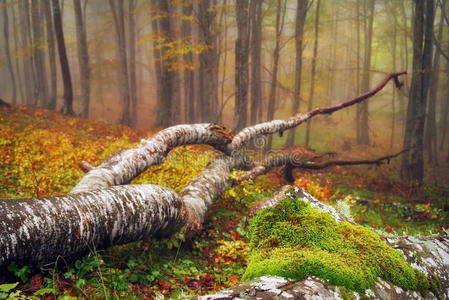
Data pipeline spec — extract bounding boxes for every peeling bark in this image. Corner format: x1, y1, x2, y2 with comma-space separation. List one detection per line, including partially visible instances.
71, 124, 233, 193
0, 185, 185, 268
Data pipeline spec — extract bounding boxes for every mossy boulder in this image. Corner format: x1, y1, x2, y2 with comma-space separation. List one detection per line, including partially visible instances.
244, 195, 435, 293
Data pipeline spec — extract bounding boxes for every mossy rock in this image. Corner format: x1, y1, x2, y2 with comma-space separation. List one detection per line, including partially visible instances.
244, 196, 435, 293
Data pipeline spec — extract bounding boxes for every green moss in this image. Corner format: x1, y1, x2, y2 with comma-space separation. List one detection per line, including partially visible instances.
244, 196, 435, 293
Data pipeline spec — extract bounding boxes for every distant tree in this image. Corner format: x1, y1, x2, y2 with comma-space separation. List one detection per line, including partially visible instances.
31, 0, 49, 107
151, 0, 180, 127
198, 0, 219, 123
11, 2, 25, 104
285, 0, 308, 147
43, 0, 57, 110
356, 0, 375, 145
401, 0, 435, 182
73, 0, 91, 118
1, 0, 17, 104
182, 1, 195, 123
234, 0, 251, 131
305, 0, 321, 147
424, 0, 446, 165
18, 0, 34, 105
249, 0, 263, 125
266, 0, 287, 150
51, 0, 74, 115
109, 0, 131, 125
128, 0, 138, 126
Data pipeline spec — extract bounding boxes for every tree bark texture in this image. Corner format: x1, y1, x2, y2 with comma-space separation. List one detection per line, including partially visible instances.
73, 0, 91, 118
51, 0, 74, 115
19, 0, 34, 106
285, 0, 308, 147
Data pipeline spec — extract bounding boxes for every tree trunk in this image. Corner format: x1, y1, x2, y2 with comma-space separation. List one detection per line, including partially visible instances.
109, 0, 131, 126
401, 0, 435, 182
285, 0, 308, 147
51, 0, 74, 115
128, 0, 138, 126
153, 0, 180, 127
31, 0, 49, 108
424, 0, 445, 165
182, 2, 195, 123
234, 0, 251, 131
357, 0, 375, 145
18, 0, 34, 106
73, 0, 91, 118
11, 3, 25, 104
266, 0, 287, 150
249, 0, 263, 126
1, 0, 17, 105
43, 0, 57, 110
305, 0, 321, 147
198, 0, 219, 123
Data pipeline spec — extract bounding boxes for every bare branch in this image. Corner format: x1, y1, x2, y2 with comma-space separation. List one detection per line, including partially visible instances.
230, 72, 407, 150
240, 149, 409, 183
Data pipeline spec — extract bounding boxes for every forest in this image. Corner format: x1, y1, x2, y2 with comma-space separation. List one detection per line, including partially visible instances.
0, 0, 448, 299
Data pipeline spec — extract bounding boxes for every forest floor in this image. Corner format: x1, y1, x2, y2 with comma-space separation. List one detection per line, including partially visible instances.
1, 105, 448, 299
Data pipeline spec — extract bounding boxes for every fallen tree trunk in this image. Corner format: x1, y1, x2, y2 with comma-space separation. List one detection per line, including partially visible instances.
5, 72, 444, 298
0, 153, 250, 268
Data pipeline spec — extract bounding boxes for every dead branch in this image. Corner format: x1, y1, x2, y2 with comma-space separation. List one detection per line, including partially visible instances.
240, 149, 409, 183
230, 72, 406, 150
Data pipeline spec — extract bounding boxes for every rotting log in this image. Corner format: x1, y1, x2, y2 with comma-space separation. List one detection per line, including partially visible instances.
202, 187, 449, 300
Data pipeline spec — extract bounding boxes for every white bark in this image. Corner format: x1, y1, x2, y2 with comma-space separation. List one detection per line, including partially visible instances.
1, 185, 184, 268
71, 124, 232, 193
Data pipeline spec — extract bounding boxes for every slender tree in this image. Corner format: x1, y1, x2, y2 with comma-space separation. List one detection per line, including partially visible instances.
182, 1, 195, 123
285, 0, 308, 147
234, 0, 251, 131
73, 0, 91, 118
305, 0, 321, 147
424, 0, 445, 165
357, 0, 375, 145
2, 0, 17, 104
51, 0, 74, 115
401, 0, 435, 182
249, 0, 263, 126
31, 0, 49, 107
11, 3, 24, 104
198, 0, 219, 123
266, 0, 287, 150
19, 0, 34, 105
43, 0, 57, 110
109, 0, 131, 125
128, 0, 138, 126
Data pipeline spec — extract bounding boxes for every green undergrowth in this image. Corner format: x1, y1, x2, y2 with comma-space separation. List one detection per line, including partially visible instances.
244, 194, 437, 294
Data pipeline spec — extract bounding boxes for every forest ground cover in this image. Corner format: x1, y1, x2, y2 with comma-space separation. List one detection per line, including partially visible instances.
0, 105, 448, 299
